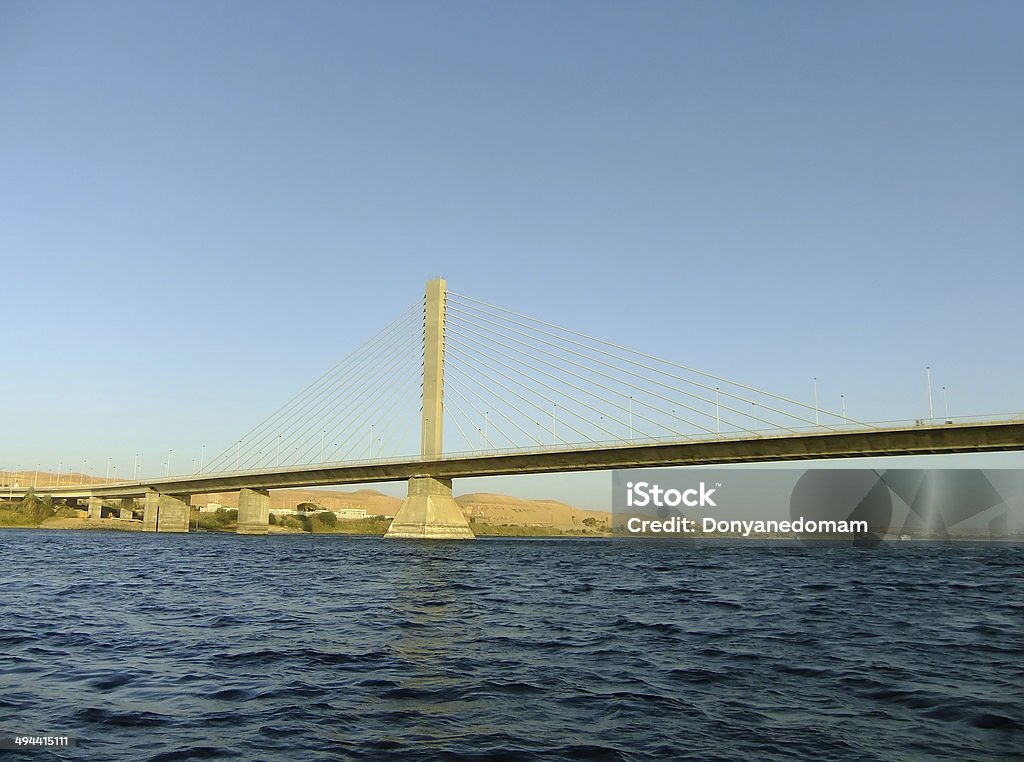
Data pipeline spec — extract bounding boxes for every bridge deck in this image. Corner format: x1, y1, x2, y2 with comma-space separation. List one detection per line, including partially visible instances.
8, 420, 1022, 500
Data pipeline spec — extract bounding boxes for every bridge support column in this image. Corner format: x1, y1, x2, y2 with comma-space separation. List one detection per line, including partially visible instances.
87, 497, 103, 520
143, 491, 159, 531
237, 488, 270, 535
119, 498, 135, 520
384, 476, 474, 539
142, 490, 190, 532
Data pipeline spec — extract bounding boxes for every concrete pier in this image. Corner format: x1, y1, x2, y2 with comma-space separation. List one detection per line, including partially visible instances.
119, 497, 135, 520
87, 496, 103, 520
384, 476, 474, 539
142, 490, 191, 532
237, 488, 270, 535
143, 491, 159, 531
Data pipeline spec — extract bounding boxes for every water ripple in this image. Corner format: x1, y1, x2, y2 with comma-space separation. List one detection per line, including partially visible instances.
0, 531, 1020, 760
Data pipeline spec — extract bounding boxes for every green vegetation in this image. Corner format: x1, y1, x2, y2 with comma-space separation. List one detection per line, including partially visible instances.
0, 491, 72, 526
192, 507, 238, 531
312, 510, 337, 530
303, 513, 390, 534
469, 522, 611, 537
277, 514, 306, 530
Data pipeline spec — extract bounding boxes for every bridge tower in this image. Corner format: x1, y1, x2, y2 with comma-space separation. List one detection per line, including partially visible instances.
384, 277, 475, 539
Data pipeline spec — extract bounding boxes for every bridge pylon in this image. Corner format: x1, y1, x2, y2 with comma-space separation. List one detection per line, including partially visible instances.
385, 277, 475, 539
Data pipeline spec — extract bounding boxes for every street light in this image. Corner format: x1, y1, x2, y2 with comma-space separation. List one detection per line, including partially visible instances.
813, 377, 819, 427
926, 366, 934, 420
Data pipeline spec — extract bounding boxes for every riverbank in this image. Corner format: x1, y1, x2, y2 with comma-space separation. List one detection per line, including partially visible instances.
0, 511, 611, 537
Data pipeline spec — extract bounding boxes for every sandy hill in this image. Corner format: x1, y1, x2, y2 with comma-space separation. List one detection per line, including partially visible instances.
456, 492, 610, 530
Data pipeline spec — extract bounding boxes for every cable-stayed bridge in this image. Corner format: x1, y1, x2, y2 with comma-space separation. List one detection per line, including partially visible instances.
12, 278, 1023, 538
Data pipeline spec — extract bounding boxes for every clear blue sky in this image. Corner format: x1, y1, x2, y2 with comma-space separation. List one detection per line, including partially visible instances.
2, 1, 1021, 502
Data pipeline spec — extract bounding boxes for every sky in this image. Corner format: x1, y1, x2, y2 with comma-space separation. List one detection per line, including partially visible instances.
2, 1, 1021, 505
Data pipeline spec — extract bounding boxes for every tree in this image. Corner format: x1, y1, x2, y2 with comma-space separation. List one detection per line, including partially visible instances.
316, 511, 337, 528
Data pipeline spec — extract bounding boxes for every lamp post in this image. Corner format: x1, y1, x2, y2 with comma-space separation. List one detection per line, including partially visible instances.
813, 377, 819, 427
926, 366, 934, 420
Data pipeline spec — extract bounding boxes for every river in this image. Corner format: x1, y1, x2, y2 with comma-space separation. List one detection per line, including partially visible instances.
0, 531, 1020, 760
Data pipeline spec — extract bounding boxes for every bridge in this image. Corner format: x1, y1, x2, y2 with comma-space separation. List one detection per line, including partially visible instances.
7, 278, 1023, 537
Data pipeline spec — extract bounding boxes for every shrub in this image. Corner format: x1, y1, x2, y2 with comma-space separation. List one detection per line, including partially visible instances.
315, 511, 338, 528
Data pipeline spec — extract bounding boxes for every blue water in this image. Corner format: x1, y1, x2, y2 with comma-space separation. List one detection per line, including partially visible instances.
0, 531, 1020, 761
